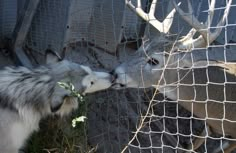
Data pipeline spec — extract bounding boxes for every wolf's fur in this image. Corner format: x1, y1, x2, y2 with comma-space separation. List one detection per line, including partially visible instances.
0, 50, 112, 153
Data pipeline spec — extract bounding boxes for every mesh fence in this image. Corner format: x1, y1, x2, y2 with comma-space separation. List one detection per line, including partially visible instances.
25, 0, 70, 55
118, 0, 236, 153
0, 0, 17, 40
1, 0, 236, 153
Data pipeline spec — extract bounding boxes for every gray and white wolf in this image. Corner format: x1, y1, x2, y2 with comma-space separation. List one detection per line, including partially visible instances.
0, 49, 112, 153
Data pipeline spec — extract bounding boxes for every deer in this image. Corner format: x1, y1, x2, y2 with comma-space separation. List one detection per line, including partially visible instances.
112, 0, 235, 152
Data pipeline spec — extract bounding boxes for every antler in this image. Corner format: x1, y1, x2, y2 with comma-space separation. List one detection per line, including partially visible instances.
172, 0, 232, 50
125, 0, 180, 34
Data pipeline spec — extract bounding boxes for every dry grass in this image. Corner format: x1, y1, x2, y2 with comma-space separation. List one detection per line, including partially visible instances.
25, 99, 95, 153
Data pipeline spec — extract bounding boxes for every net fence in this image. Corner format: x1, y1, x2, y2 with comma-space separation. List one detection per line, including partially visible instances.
118, 0, 236, 153
0, 0, 236, 153
119, 1, 236, 153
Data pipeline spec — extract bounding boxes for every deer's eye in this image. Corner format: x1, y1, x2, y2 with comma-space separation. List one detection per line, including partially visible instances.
147, 58, 159, 66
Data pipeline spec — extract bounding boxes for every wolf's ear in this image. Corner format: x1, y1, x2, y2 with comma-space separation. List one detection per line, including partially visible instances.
45, 49, 62, 64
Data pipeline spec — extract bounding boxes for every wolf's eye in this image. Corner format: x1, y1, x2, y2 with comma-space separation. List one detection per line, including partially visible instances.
147, 58, 159, 66
91, 81, 94, 85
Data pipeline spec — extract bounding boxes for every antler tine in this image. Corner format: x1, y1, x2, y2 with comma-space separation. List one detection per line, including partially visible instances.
125, 0, 180, 34
206, 0, 216, 27
172, 0, 208, 41
149, 0, 157, 16
137, 0, 141, 8
125, 0, 142, 15
173, 0, 232, 50
178, 28, 197, 43
209, 0, 232, 43
163, 1, 181, 34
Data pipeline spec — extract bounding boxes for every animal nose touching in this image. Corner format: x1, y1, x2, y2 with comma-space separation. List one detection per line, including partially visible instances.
110, 69, 127, 89
110, 70, 119, 85
110, 70, 117, 83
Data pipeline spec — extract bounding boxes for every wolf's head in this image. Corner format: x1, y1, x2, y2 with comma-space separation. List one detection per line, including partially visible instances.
45, 49, 112, 114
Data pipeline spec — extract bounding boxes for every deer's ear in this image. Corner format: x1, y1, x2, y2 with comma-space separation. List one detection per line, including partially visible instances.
45, 49, 62, 64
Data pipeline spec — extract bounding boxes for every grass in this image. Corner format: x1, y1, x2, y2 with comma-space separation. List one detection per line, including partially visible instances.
25, 97, 95, 153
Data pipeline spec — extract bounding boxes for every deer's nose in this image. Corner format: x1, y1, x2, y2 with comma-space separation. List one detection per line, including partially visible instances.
110, 70, 118, 83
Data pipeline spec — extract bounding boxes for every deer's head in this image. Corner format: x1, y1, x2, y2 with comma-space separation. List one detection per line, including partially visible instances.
112, 0, 232, 89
